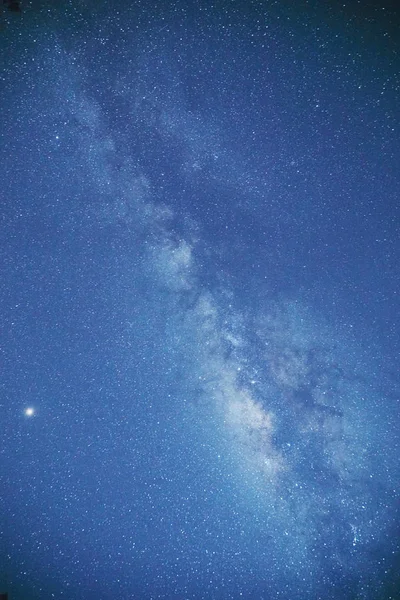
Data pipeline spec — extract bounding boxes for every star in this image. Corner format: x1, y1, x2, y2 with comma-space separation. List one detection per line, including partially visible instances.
24, 407, 35, 417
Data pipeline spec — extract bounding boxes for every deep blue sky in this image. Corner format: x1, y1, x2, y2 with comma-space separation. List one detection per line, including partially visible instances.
1, 1, 399, 599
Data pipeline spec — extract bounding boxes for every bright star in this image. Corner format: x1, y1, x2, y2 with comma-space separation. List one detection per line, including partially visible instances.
24, 407, 35, 417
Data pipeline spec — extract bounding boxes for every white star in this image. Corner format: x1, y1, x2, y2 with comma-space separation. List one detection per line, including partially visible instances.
24, 407, 35, 417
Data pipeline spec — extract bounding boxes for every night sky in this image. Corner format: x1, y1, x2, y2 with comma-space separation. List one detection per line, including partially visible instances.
1, 1, 400, 599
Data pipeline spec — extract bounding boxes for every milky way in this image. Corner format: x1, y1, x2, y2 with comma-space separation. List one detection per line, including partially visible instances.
2, 3, 399, 599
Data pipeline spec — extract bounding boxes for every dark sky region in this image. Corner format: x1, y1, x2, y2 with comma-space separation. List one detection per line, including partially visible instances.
1, 1, 399, 599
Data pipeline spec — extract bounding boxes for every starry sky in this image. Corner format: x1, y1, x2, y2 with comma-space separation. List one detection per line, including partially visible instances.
1, 1, 400, 599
